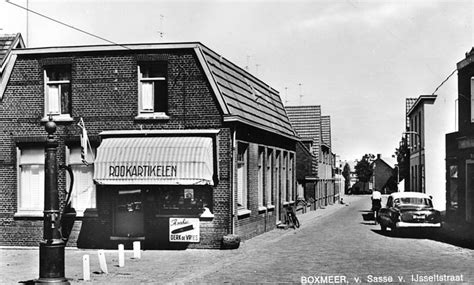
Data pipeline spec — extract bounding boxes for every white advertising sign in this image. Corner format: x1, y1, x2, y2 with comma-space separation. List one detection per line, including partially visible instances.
169, 218, 200, 243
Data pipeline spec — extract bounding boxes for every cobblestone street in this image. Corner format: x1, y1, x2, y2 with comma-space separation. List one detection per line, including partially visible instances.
1, 195, 473, 284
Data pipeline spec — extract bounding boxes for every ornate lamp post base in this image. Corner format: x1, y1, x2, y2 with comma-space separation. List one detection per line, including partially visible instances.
35, 241, 69, 284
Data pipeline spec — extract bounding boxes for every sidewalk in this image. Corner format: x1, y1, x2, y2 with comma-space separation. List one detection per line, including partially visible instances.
0, 196, 358, 284
437, 220, 474, 249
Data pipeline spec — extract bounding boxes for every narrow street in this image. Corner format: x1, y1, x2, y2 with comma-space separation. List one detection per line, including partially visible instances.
182, 195, 474, 284
2, 195, 473, 284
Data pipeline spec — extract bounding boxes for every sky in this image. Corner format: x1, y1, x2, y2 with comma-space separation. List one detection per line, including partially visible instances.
1, 0, 473, 161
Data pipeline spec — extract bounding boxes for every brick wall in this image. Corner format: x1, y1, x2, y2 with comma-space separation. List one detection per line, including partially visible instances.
0, 49, 229, 248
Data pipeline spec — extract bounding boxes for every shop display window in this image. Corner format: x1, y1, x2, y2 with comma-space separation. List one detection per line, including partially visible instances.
151, 186, 213, 216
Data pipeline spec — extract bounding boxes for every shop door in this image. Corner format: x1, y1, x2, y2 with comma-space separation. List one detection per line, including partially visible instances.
466, 162, 474, 223
114, 190, 145, 238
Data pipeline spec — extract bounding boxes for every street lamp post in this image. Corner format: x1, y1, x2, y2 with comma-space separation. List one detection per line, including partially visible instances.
36, 116, 70, 285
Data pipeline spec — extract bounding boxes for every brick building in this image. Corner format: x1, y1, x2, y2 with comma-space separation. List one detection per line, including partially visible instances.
285, 105, 339, 208
0, 42, 298, 249
446, 47, 474, 223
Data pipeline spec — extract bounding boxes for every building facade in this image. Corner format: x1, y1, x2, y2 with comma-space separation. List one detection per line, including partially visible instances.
0, 42, 299, 248
370, 154, 396, 194
285, 105, 339, 208
446, 47, 474, 223
407, 93, 455, 211
407, 95, 436, 194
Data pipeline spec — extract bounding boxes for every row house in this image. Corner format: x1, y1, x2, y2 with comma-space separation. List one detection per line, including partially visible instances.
446, 47, 474, 223
406, 92, 455, 211
285, 105, 339, 209
0, 41, 299, 249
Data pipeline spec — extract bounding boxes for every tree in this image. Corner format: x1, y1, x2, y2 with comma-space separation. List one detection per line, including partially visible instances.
342, 163, 351, 194
394, 137, 410, 188
354, 154, 375, 192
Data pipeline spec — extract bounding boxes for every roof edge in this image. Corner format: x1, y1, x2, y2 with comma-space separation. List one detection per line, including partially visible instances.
12, 42, 203, 55
407, 95, 437, 116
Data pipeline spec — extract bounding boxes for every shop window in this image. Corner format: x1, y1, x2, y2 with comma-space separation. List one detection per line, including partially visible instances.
138, 62, 168, 116
67, 146, 96, 216
17, 146, 44, 216
257, 147, 265, 208
237, 142, 248, 209
448, 165, 458, 211
266, 149, 273, 207
44, 65, 71, 118
153, 186, 213, 216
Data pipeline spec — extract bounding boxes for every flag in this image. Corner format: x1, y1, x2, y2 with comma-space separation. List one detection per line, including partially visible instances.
78, 118, 91, 165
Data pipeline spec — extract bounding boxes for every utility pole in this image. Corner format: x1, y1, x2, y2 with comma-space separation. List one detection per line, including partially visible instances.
36, 116, 69, 284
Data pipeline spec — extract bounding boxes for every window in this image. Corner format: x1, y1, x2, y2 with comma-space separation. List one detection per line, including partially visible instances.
17, 147, 44, 215
257, 147, 264, 208
471, 77, 474, 123
275, 151, 280, 205
45, 65, 71, 117
237, 142, 248, 209
67, 147, 96, 216
266, 149, 273, 207
138, 62, 168, 114
289, 153, 294, 202
282, 152, 287, 203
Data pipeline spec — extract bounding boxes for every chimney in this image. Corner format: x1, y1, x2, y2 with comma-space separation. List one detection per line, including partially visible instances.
377, 154, 381, 160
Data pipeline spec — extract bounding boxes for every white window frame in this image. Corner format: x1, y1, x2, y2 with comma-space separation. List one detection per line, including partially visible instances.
237, 142, 249, 210
282, 151, 287, 204
257, 147, 264, 209
43, 66, 72, 122
137, 63, 168, 119
265, 149, 273, 207
288, 152, 295, 202
15, 146, 45, 217
66, 146, 96, 217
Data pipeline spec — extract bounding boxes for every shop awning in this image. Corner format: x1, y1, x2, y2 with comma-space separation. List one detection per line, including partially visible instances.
94, 136, 215, 185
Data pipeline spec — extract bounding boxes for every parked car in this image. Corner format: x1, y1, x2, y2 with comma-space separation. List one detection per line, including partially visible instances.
378, 192, 442, 233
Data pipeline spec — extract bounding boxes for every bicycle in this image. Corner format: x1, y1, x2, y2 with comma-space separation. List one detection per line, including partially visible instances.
286, 205, 300, 229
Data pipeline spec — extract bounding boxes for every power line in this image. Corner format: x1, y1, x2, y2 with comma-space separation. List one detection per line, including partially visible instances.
432, 68, 457, 95
6, 0, 131, 50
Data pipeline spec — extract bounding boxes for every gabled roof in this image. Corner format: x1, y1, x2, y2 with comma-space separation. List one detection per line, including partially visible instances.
321, 115, 331, 147
0, 33, 25, 72
1, 42, 297, 140
285, 105, 321, 141
197, 45, 297, 139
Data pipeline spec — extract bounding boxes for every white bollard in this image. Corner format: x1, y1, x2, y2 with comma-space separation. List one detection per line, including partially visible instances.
133, 241, 141, 259
98, 249, 108, 274
83, 254, 90, 281
118, 244, 125, 267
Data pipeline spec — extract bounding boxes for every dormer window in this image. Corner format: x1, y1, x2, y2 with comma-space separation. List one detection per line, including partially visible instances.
44, 65, 71, 117
138, 62, 168, 116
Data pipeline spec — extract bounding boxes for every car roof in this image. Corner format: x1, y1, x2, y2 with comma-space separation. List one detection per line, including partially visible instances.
389, 192, 431, 199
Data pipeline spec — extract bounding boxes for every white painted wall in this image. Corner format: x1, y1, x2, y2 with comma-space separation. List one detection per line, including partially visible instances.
424, 94, 456, 211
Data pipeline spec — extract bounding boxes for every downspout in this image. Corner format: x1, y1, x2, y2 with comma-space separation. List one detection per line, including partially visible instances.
231, 126, 236, 234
